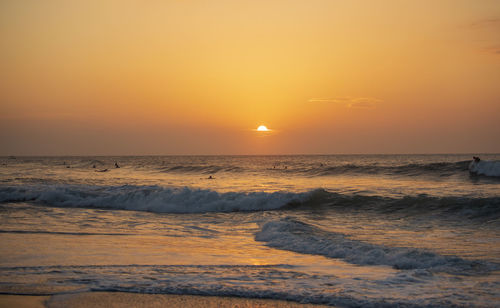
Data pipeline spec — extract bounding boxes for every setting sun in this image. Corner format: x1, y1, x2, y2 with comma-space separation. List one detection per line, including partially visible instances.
0, 2, 499, 306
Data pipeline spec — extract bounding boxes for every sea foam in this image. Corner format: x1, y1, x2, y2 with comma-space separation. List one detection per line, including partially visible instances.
1, 185, 499, 219
0, 185, 307, 213
255, 217, 497, 274
469, 160, 500, 177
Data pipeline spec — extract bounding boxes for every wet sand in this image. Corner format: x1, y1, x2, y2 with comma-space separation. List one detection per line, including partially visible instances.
1, 292, 331, 308
0, 295, 49, 308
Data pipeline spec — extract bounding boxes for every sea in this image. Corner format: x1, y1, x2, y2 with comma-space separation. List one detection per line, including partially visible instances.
0, 154, 499, 307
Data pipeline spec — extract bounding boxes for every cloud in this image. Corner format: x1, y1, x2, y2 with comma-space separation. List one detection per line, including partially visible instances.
482, 45, 500, 55
308, 97, 382, 108
469, 18, 500, 29
468, 18, 500, 55
308, 98, 351, 104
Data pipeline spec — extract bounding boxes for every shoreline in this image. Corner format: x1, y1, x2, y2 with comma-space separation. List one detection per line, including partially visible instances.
0, 292, 333, 308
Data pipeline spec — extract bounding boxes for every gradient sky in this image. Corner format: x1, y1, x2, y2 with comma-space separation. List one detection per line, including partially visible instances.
1, 0, 499, 155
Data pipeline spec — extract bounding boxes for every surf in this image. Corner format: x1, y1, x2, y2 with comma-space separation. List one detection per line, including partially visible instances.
469, 158, 500, 177
1, 185, 498, 221
255, 217, 498, 274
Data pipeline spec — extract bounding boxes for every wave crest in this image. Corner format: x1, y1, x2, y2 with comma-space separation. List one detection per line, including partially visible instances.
0, 185, 307, 213
0, 185, 498, 219
469, 160, 500, 177
255, 217, 498, 274
153, 160, 478, 178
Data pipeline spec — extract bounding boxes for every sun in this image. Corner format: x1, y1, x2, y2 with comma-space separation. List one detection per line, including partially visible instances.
257, 125, 269, 132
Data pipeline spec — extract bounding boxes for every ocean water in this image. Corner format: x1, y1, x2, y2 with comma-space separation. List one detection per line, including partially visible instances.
0, 154, 499, 307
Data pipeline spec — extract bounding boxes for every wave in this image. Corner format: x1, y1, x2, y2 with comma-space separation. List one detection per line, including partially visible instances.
0, 185, 499, 219
0, 264, 429, 307
294, 189, 500, 221
292, 160, 473, 177
469, 160, 500, 177
255, 217, 498, 274
5, 264, 493, 308
5, 157, 493, 179
158, 164, 244, 174
154, 161, 474, 177
0, 185, 308, 213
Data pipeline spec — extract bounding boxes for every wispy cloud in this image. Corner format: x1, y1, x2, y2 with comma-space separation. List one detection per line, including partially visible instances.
308, 97, 382, 108
468, 18, 500, 56
469, 18, 500, 29
482, 45, 500, 55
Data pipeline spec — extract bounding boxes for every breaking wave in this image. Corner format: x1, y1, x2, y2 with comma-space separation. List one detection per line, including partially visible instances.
255, 217, 498, 274
469, 160, 500, 177
0, 185, 499, 218
0, 185, 308, 213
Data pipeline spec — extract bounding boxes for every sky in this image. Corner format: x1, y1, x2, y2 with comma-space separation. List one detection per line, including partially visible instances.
1, 0, 499, 155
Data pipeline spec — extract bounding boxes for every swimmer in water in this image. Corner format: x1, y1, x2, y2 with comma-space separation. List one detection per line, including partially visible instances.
473, 156, 481, 163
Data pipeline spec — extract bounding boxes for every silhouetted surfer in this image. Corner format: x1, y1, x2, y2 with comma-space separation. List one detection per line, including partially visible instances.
208, 175, 214, 179
469, 156, 482, 175
115, 162, 120, 168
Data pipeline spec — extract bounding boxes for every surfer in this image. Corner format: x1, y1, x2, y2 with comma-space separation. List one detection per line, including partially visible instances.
115, 162, 120, 168
469, 156, 482, 176
208, 175, 214, 179
469, 157, 500, 177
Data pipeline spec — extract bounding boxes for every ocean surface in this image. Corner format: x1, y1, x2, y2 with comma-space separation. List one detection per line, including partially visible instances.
0, 154, 499, 307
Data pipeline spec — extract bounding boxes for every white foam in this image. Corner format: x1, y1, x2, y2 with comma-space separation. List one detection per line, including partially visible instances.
0, 185, 308, 213
469, 160, 500, 177
255, 217, 496, 273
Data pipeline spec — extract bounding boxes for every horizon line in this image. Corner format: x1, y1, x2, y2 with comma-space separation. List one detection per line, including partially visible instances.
1, 153, 498, 157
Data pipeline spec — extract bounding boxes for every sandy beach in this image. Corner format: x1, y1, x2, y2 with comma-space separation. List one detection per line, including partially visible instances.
0, 293, 331, 308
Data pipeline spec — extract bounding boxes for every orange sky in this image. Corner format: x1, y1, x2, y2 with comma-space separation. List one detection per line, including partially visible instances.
1, 0, 499, 155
